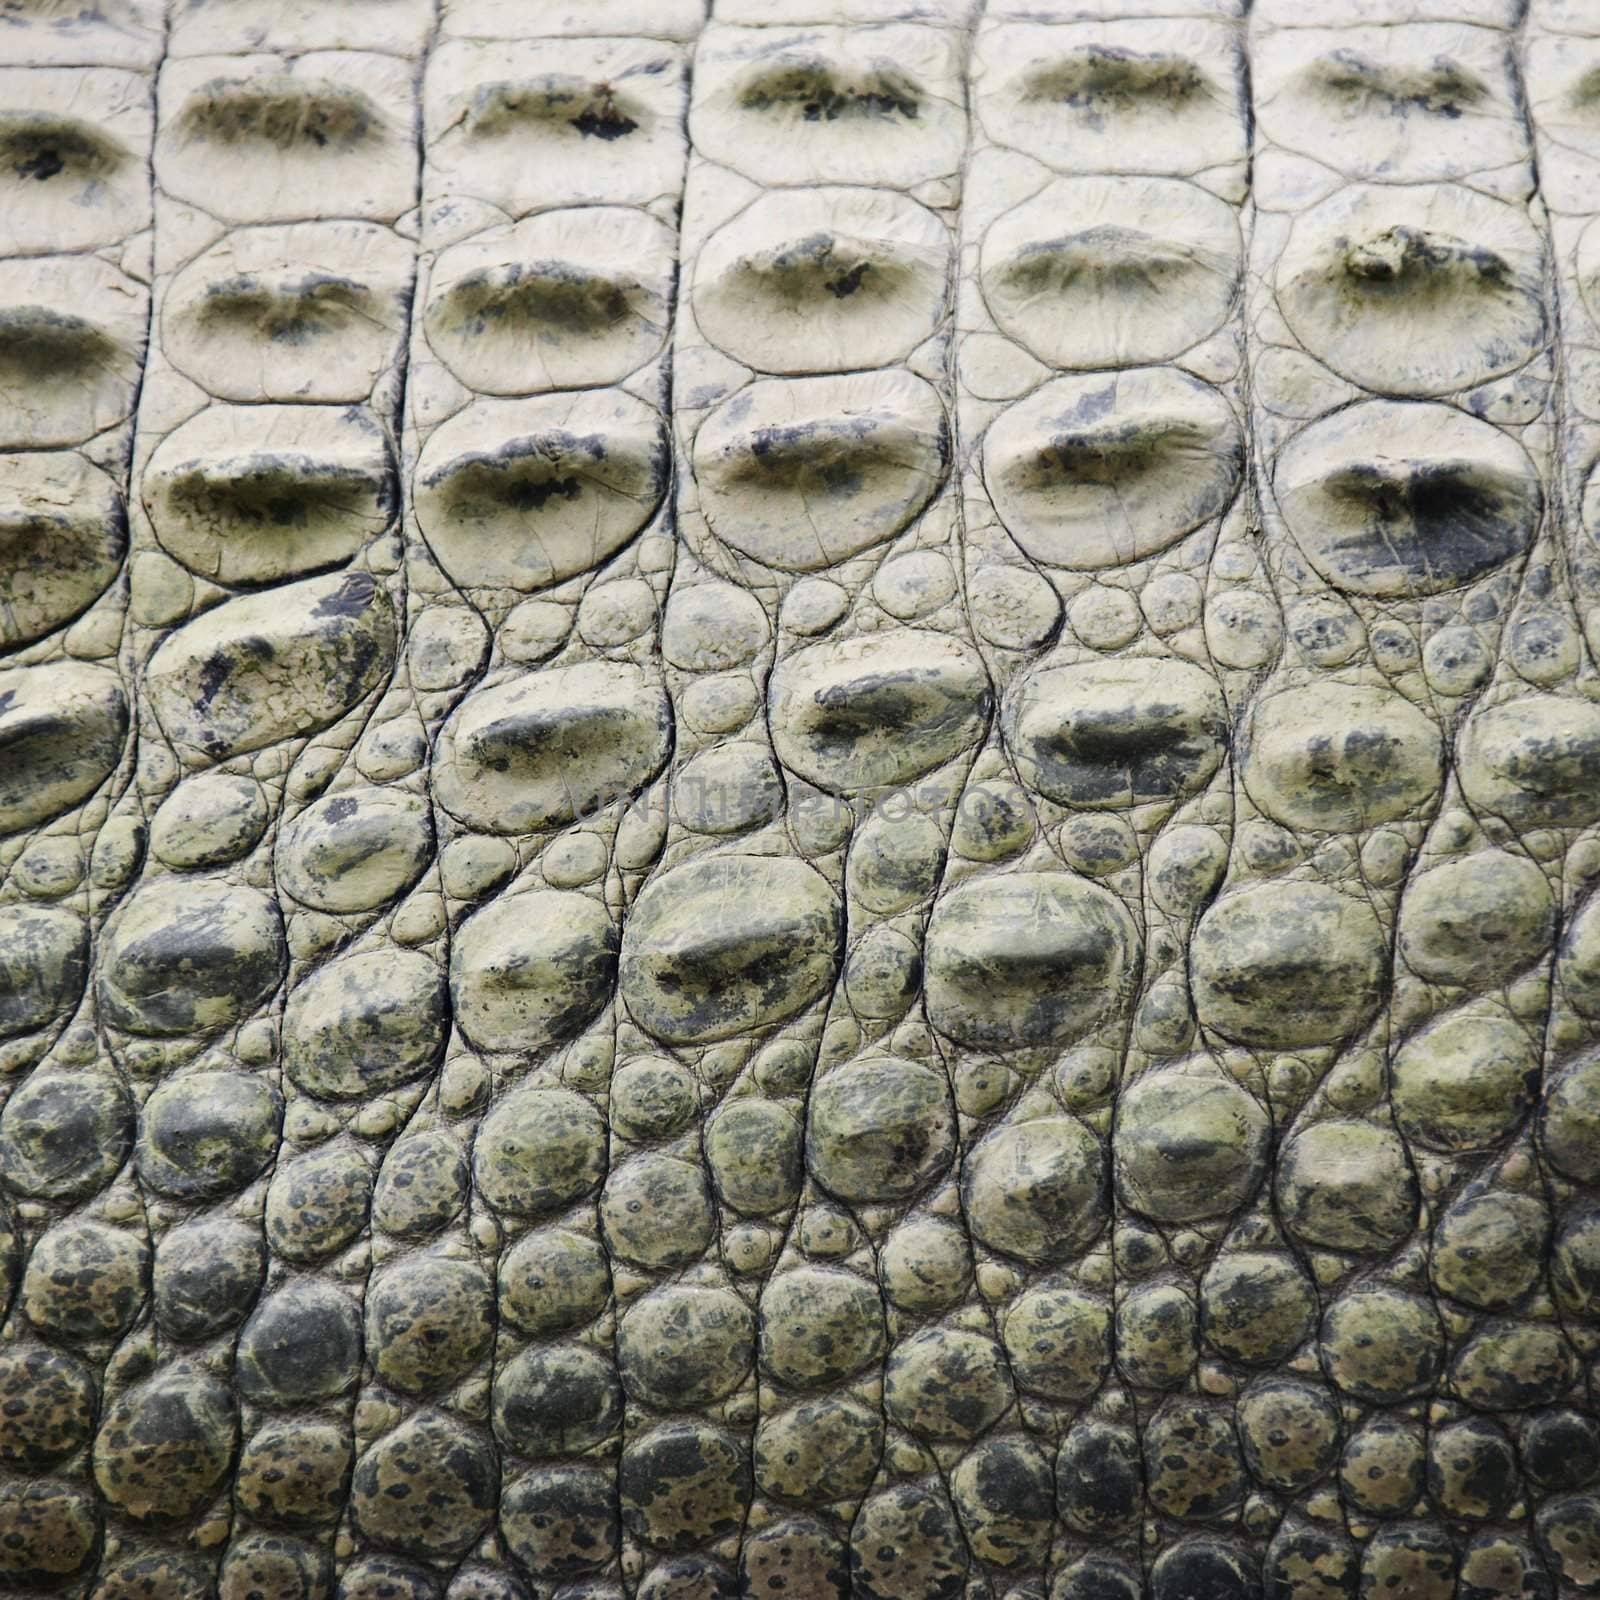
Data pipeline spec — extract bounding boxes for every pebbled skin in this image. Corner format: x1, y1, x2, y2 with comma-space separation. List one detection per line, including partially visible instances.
2, 1, 1600, 1598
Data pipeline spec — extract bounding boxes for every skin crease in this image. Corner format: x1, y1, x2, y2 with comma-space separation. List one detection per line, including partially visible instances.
0, 2, 1597, 1598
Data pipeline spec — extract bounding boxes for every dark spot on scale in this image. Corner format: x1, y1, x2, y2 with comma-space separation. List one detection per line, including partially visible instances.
507, 475, 581, 512
18, 147, 63, 180
310, 571, 375, 620
570, 105, 638, 140
825, 261, 870, 298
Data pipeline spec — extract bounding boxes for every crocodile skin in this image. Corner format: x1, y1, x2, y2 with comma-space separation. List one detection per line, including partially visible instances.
4, 1, 1600, 1596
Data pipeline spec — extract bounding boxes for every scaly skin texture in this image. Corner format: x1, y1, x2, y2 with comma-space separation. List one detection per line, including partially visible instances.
3, 2, 1600, 1597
